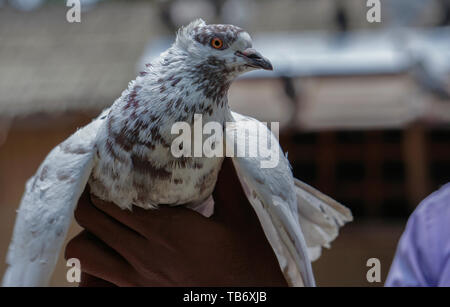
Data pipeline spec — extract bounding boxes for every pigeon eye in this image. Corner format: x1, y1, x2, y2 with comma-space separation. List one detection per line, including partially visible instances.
211, 38, 223, 49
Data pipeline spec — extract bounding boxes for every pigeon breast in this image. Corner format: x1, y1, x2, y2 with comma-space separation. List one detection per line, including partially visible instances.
89, 47, 233, 210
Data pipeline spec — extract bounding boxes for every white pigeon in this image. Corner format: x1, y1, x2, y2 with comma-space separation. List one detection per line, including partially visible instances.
2, 19, 352, 287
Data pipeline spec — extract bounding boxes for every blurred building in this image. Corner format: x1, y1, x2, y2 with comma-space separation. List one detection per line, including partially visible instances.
0, 0, 449, 286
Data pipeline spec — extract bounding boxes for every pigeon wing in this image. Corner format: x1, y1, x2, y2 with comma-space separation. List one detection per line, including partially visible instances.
294, 178, 352, 261
226, 111, 315, 287
2, 109, 109, 286
226, 111, 352, 286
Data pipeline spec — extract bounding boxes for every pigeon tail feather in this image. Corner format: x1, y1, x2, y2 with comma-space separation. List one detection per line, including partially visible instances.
294, 178, 353, 261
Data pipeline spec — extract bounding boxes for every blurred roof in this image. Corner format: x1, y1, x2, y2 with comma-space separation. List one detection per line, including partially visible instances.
140, 26, 450, 78
1, 2, 449, 131
0, 2, 160, 117
140, 28, 450, 130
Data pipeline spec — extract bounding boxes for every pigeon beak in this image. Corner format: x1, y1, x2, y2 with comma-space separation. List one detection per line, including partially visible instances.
236, 48, 273, 71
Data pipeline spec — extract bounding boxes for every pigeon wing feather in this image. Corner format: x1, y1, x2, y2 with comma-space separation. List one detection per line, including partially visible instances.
226, 111, 315, 287
2, 109, 108, 286
294, 178, 353, 261
227, 111, 352, 286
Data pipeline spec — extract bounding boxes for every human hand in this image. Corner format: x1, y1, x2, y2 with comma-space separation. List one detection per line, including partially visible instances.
65, 158, 287, 286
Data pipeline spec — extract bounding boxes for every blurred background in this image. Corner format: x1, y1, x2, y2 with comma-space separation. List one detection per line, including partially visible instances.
0, 0, 449, 286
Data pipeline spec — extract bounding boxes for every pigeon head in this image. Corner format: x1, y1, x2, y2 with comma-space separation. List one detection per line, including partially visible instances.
132, 20, 274, 122
174, 19, 273, 77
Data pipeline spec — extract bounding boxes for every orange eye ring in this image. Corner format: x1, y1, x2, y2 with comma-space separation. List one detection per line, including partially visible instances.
211, 37, 223, 49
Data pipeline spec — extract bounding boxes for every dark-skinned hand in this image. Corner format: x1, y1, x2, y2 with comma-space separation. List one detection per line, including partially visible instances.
65, 158, 287, 286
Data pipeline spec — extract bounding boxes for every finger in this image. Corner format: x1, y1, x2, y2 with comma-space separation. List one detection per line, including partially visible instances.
78, 184, 91, 206
74, 193, 146, 259
65, 230, 137, 287
79, 272, 117, 287
90, 194, 206, 237
212, 158, 256, 225
88, 195, 154, 234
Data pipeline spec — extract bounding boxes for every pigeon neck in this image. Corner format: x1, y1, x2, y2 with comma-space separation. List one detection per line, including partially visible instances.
144, 54, 233, 122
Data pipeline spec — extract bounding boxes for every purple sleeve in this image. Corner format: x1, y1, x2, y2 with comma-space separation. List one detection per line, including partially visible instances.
385, 183, 450, 287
